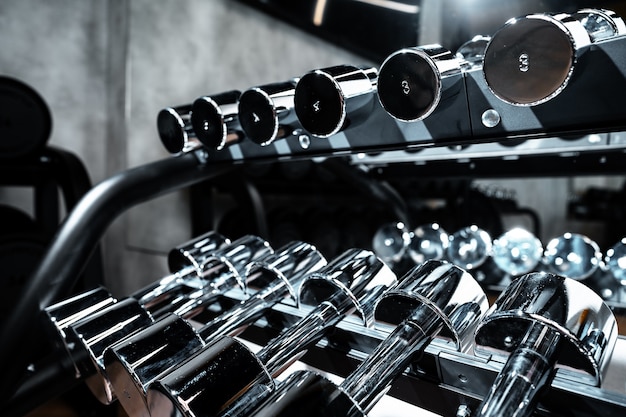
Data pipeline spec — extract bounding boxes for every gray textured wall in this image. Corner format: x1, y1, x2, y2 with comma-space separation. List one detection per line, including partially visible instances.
0, 1, 622, 297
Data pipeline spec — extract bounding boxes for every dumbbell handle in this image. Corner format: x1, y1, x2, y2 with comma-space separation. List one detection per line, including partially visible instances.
341, 304, 444, 413
475, 321, 561, 417
198, 273, 290, 340
257, 291, 353, 377
131, 266, 196, 309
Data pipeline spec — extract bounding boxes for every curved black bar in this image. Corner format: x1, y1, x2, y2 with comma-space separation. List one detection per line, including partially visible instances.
0, 151, 233, 405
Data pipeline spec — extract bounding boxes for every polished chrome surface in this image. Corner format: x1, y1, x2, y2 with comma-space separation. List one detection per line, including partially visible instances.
456, 35, 491, 68
605, 237, 626, 286
44, 287, 116, 343
294, 65, 377, 138
65, 298, 155, 404
198, 234, 274, 294
475, 272, 618, 384
407, 223, 449, 265
134, 231, 230, 308
574, 8, 626, 41
483, 13, 591, 106
145, 248, 395, 417
476, 322, 562, 417
242, 240, 327, 308
340, 305, 445, 414
190, 90, 243, 150
446, 225, 492, 270
542, 232, 602, 280
492, 228, 543, 276
195, 241, 327, 340
247, 371, 362, 417
246, 260, 488, 416
157, 104, 200, 154
238, 80, 299, 146
147, 336, 272, 417
371, 221, 410, 265
64, 235, 269, 405
166, 230, 229, 273
375, 260, 489, 353
377, 44, 463, 121
43, 287, 117, 377
299, 248, 398, 327
342, 261, 487, 412
105, 313, 204, 417
104, 241, 324, 417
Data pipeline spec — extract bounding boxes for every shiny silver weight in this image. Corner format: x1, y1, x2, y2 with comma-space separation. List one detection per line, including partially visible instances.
406, 223, 449, 265
43, 230, 229, 373
483, 9, 624, 106
157, 104, 200, 154
103, 241, 326, 417
473, 272, 618, 417
455, 35, 491, 69
446, 225, 492, 271
605, 237, 626, 287
491, 227, 543, 277
65, 235, 273, 404
146, 248, 397, 417
237, 79, 301, 146
371, 221, 411, 265
542, 232, 602, 280
167, 231, 232, 273
377, 44, 466, 122
241, 260, 489, 417
190, 90, 244, 151
293, 65, 378, 138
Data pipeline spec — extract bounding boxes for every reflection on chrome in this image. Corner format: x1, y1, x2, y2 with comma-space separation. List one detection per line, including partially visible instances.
372, 221, 411, 265
605, 237, 626, 286
474, 272, 618, 417
407, 223, 449, 264
446, 225, 492, 270
492, 227, 543, 276
542, 232, 602, 280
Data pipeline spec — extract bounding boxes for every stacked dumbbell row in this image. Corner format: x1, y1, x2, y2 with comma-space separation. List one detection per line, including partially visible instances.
45, 228, 619, 417
158, 8, 626, 162
372, 221, 626, 298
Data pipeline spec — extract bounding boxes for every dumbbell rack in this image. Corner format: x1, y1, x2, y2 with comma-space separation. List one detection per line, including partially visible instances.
194, 283, 626, 417
2, 14, 626, 417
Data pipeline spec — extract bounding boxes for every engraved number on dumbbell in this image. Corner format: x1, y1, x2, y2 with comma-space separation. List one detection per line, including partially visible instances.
313, 100, 321, 113
401, 80, 411, 95
518, 53, 530, 72
252, 112, 261, 123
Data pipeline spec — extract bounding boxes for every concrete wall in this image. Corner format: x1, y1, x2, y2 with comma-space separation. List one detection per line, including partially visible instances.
0, 1, 622, 297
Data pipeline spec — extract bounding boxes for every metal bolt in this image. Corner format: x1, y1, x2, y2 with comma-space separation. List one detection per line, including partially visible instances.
298, 134, 311, 149
481, 109, 501, 128
456, 404, 471, 417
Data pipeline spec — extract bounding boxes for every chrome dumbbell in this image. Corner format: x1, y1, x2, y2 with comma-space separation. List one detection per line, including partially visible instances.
491, 227, 543, 277
371, 221, 411, 266
191, 90, 244, 151
294, 65, 378, 138
377, 44, 466, 122
483, 9, 625, 106
146, 248, 397, 417
66, 235, 273, 404
407, 223, 450, 265
238, 80, 301, 146
43, 231, 228, 367
157, 104, 198, 154
542, 232, 602, 281
446, 225, 492, 268
605, 237, 626, 299
235, 260, 488, 417
473, 272, 618, 417
104, 241, 326, 417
